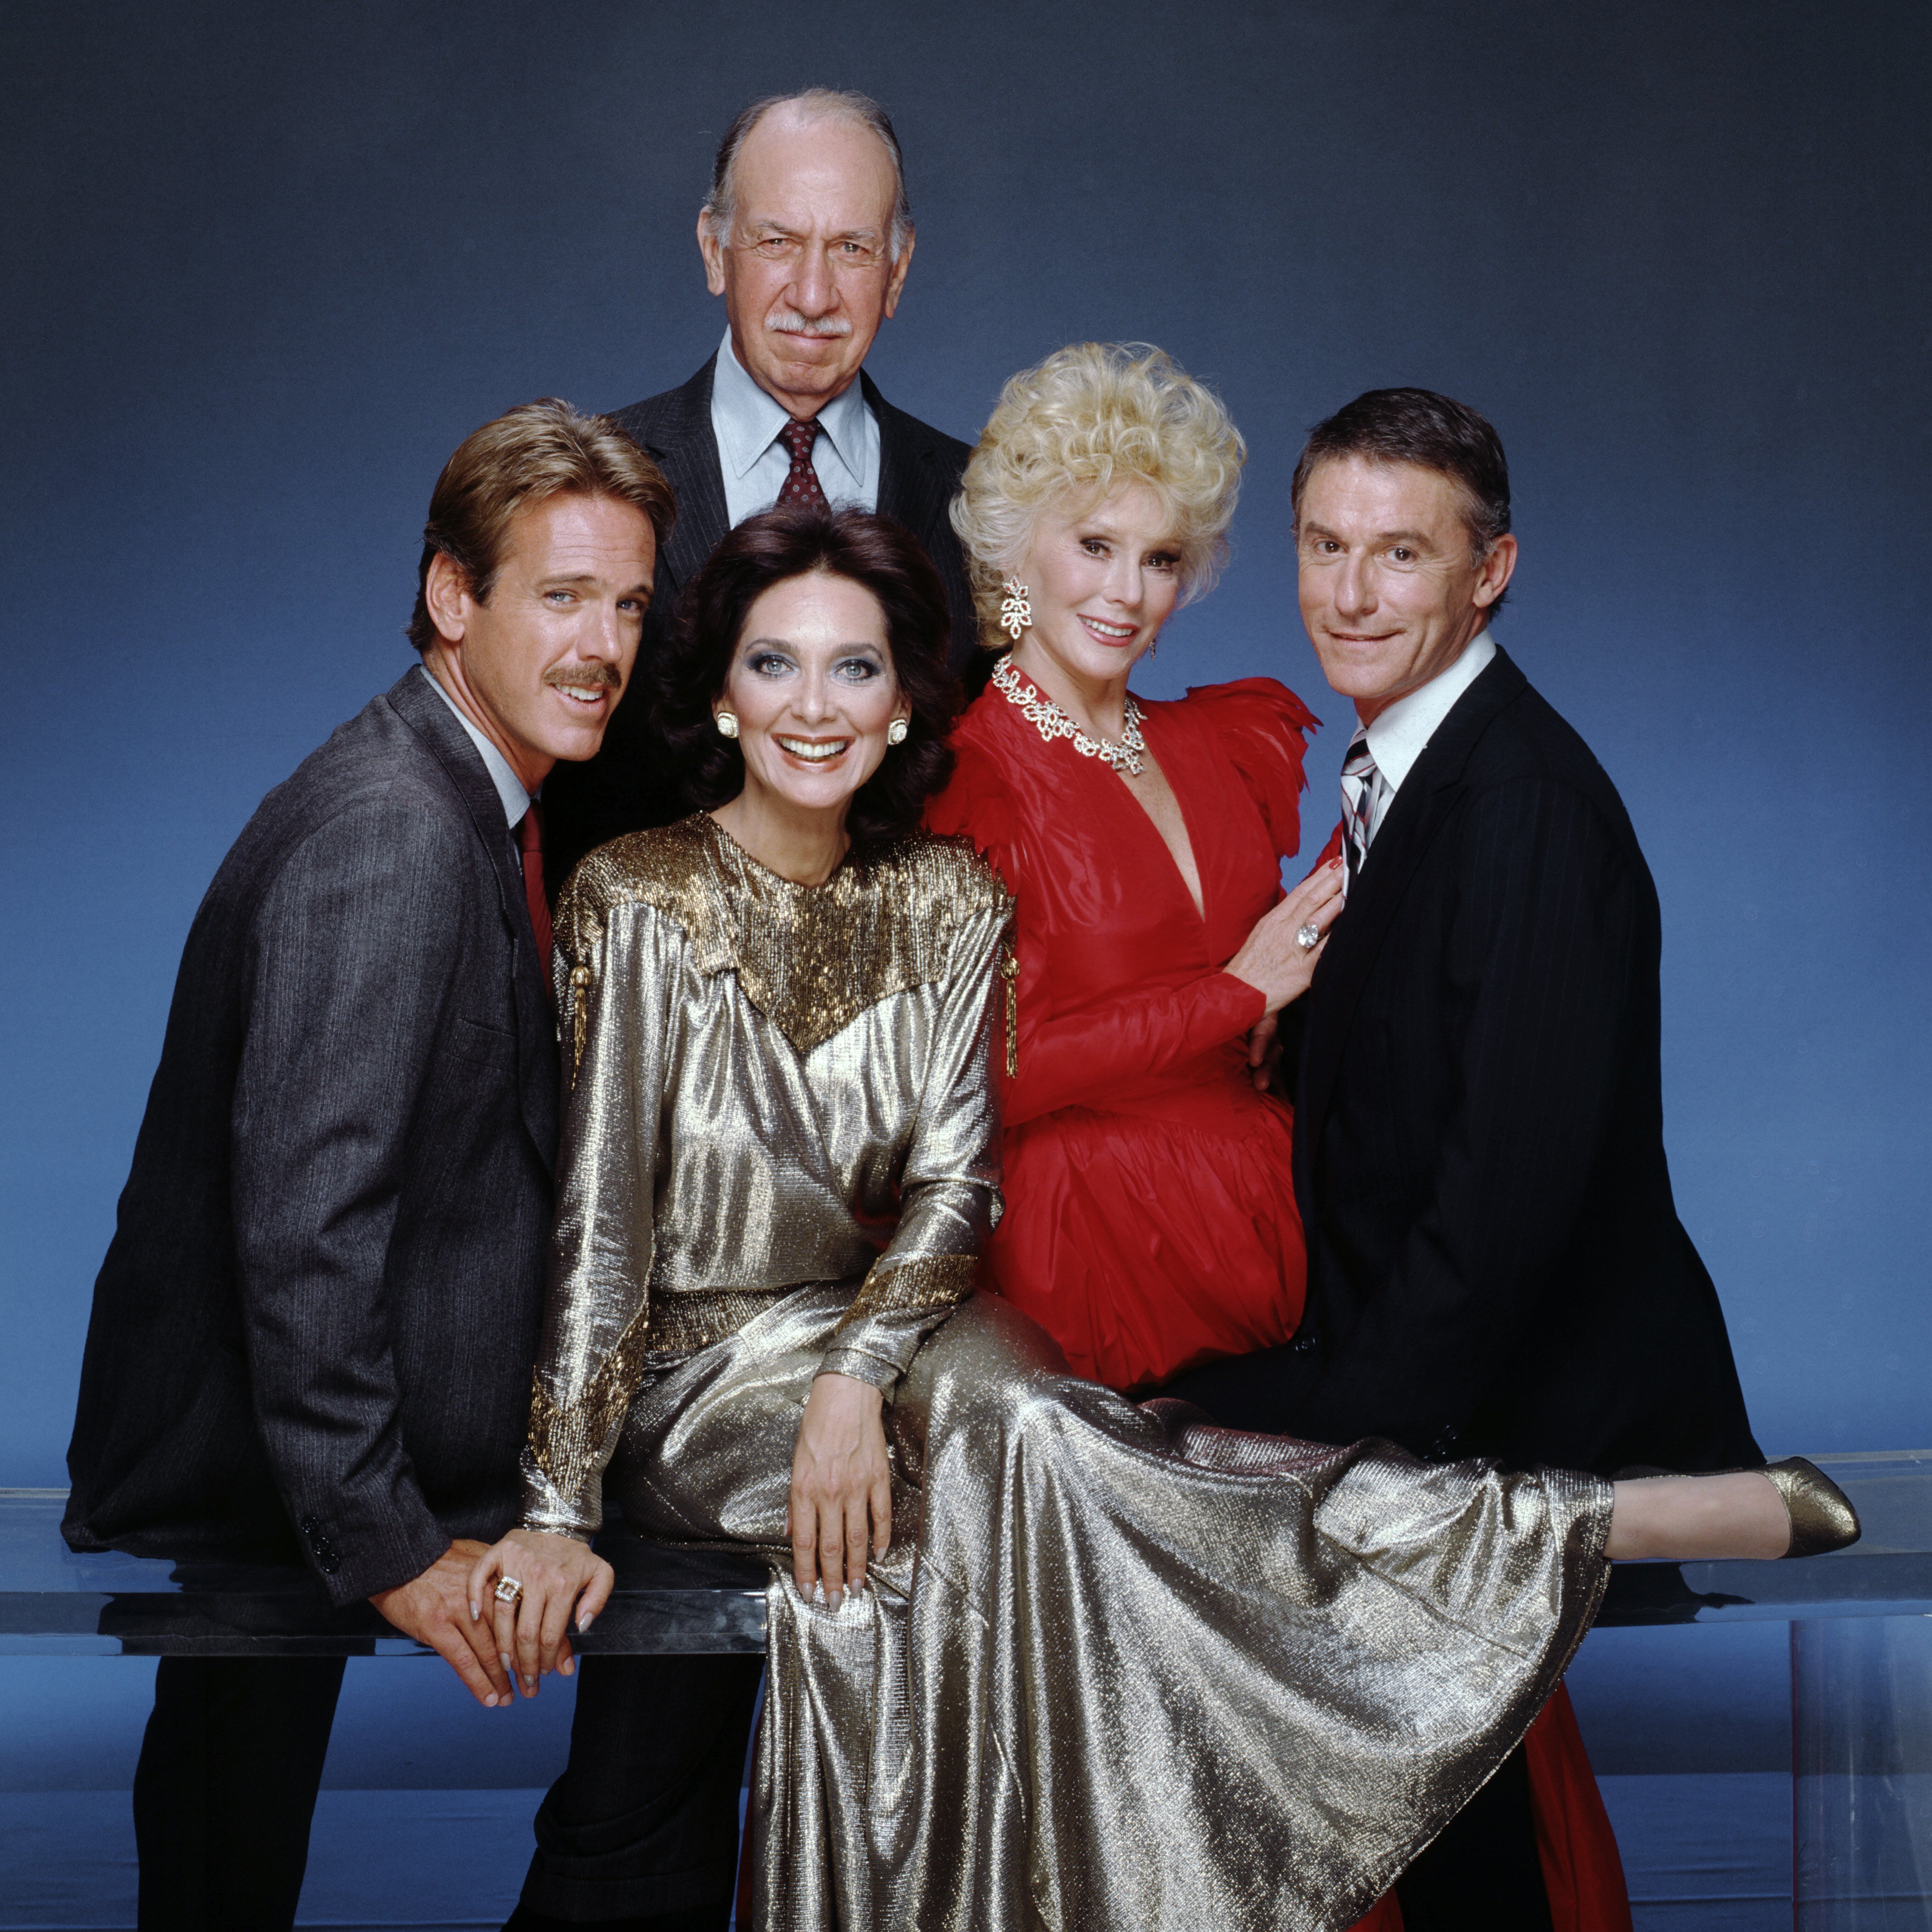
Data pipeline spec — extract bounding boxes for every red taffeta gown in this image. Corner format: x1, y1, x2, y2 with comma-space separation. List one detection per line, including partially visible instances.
928, 671, 1632, 1932
929, 675, 1312, 1391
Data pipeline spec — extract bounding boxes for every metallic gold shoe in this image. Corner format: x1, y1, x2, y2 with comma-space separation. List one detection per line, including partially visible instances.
1763, 1456, 1860, 1558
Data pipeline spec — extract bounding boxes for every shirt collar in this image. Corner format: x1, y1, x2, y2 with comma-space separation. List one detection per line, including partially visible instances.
711, 326, 868, 481
415, 664, 533, 827
1363, 630, 1497, 794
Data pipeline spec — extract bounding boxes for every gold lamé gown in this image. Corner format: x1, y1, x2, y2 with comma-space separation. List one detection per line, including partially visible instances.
521, 813, 1613, 1932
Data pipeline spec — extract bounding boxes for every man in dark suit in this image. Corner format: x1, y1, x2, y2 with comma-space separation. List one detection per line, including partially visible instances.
543, 86, 976, 890
63, 398, 670, 1931
1174, 390, 1761, 1930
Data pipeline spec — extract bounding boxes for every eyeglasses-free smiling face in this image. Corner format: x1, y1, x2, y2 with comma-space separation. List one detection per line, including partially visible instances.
1012, 483, 1183, 696
422, 491, 657, 792
716, 570, 909, 823
1295, 454, 1516, 724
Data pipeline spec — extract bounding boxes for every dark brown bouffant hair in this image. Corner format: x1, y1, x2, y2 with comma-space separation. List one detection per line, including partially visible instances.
1290, 387, 1512, 611
647, 505, 960, 845
406, 398, 676, 653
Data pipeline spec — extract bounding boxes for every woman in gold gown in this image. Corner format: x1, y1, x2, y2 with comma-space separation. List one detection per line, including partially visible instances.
470, 504, 1852, 1932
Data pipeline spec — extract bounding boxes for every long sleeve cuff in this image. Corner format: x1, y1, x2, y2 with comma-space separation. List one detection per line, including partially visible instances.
819, 1253, 977, 1395
290, 1484, 451, 1607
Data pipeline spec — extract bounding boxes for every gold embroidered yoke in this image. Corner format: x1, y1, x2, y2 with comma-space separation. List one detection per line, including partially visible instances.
521, 815, 1013, 1538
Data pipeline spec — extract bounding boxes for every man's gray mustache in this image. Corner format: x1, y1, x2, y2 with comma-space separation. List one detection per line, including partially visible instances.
766, 308, 851, 339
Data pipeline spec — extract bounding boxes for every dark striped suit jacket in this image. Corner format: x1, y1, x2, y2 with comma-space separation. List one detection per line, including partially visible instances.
63, 669, 558, 1603
542, 354, 976, 886
1288, 646, 1760, 1475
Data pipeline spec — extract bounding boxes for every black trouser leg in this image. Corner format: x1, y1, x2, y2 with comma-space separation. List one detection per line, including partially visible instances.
1393, 1739, 1554, 1932
133, 1653, 346, 1932
508, 1652, 765, 1929
1158, 1341, 1321, 1435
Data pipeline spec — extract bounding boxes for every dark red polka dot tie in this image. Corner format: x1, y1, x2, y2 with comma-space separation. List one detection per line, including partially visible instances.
777, 417, 830, 513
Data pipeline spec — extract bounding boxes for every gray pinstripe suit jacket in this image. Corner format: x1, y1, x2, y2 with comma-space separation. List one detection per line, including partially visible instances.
63, 667, 558, 1605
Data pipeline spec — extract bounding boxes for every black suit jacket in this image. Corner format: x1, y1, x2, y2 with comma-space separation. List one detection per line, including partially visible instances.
63, 667, 558, 1604
542, 353, 977, 885
1285, 647, 1760, 1476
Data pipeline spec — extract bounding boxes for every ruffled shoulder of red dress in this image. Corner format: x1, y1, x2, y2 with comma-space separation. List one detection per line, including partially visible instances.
927, 692, 1022, 850
1165, 676, 1320, 792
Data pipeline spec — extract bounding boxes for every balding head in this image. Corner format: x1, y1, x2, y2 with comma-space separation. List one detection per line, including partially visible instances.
697, 90, 916, 419
703, 89, 912, 261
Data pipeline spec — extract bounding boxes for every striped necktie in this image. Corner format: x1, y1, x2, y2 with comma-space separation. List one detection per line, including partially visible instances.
1339, 728, 1392, 893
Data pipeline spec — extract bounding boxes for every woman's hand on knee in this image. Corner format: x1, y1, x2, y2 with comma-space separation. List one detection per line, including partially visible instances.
790, 1372, 891, 1609
465, 1527, 615, 1698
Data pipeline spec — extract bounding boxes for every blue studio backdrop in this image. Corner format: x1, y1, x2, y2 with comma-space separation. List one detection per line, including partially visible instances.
2, 4, 1926, 1927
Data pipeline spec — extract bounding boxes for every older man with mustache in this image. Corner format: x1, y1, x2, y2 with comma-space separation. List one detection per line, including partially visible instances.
543, 87, 976, 890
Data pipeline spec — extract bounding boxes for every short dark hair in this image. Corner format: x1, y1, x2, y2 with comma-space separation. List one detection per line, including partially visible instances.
647, 505, 959, 846
1290, 387, 1511, 609
406, 398, 676, 655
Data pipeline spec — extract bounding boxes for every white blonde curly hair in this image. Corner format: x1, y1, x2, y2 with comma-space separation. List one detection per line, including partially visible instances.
949, 342, 1247, 646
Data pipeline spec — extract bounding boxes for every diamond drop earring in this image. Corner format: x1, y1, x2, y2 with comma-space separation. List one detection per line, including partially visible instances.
887, 718, 910, 746
999, 579, 1032, 642
715, 711, 739, 739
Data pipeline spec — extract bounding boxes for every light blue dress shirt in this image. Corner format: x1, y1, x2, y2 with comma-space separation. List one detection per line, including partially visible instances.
709, 327, 880, 525
417, 663, 534, 828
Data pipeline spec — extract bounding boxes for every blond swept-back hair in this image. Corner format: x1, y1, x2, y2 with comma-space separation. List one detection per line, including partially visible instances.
949, 343, 1247, 645
406, 398, 676, 654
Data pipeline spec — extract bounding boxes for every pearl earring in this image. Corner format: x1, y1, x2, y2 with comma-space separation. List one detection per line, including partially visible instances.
999, 579, 1032, 641
887, 718, 910, 746
715, 711, 739, 739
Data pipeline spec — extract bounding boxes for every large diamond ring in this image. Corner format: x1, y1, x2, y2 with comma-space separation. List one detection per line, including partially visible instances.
494, 1576, 524, 1607
1295, 922, 1322, 951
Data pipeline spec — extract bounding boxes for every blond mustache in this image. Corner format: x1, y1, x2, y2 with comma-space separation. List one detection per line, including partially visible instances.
545, 664, 621, 692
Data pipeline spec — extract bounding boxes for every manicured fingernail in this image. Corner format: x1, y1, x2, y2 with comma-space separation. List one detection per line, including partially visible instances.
576, 1611, 595, 1633
468, 1602, 479, 1621
523, 1676, 536, 1694
560, 1656, 574, 1676
484, 1693, 498, 1707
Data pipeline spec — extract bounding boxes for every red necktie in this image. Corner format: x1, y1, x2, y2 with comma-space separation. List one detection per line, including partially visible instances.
517, 802, 555, 997
777, 418, 830, 512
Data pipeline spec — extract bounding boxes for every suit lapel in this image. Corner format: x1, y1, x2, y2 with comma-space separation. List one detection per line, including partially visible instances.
632, 358, 730, 593
869, 373, 953, 554
386, 667, 557, 1169
1299, 649, 1529, 1155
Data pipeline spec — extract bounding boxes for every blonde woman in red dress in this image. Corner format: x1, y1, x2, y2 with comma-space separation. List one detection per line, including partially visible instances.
926, 343, 1627, 1932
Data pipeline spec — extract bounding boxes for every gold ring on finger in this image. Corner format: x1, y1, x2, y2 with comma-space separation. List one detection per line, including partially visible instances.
494, 1576, 524, 1607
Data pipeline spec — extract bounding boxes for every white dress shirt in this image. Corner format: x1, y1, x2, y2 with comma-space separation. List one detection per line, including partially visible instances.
417, 663, 533, 828
709, 327, 881, 525
1362, 630, 1497, 801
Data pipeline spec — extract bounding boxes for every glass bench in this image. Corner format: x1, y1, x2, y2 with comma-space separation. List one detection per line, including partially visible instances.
7, 1449, 1928, 1926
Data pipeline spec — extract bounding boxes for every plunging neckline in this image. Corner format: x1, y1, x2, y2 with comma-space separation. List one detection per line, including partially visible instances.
1115, 709, 1208, 923
991, 668, 1209, 924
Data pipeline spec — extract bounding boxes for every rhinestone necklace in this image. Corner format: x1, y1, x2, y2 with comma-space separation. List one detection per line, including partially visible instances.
991, 655, 1146, 777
